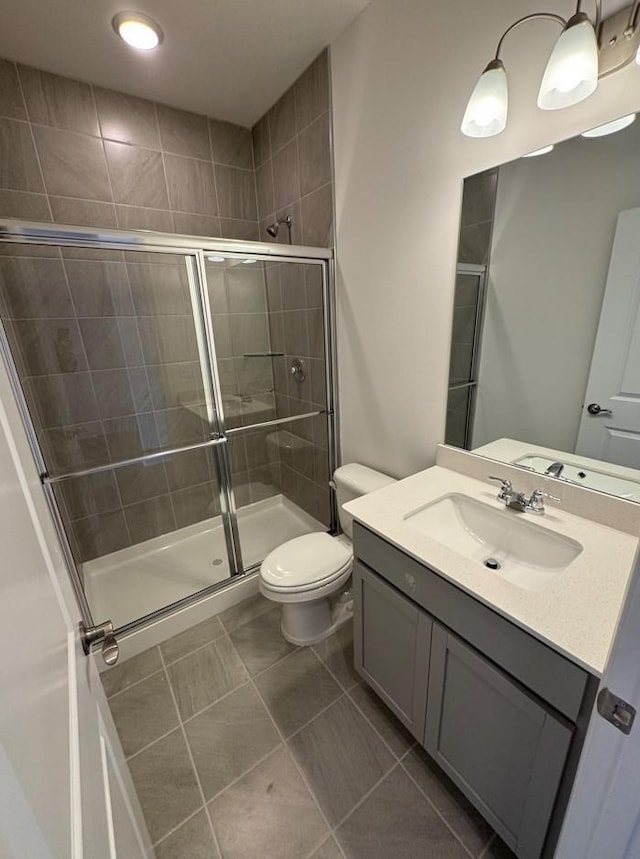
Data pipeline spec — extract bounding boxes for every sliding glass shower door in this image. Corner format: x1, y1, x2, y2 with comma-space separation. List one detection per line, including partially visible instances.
206, 254, 334, 570
0, 239, 237, 631
0, 223, 335, 637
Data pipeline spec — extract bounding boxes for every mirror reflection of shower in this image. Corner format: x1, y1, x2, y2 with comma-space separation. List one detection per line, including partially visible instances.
266, 214, 293, 244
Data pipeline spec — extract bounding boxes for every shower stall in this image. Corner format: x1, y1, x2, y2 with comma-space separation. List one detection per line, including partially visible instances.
0, 220, 337, 653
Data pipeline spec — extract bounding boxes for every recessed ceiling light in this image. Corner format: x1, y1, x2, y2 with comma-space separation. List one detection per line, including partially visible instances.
112, 12, 163, 51
242, 259, 257, 264
581, 113, 636, 138
522, 144, 555, 158
207, 255, 225, 262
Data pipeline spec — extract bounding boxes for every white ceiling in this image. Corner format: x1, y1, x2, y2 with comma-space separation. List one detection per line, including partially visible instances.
0, 0, 371, 127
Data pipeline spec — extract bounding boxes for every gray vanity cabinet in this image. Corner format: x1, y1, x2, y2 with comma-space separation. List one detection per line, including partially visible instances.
352, 522, 598, 859
353, 560, 432, 739
425, 624, 572, 859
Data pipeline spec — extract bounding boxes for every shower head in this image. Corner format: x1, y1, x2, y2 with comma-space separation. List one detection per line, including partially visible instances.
266, 215, 293, 241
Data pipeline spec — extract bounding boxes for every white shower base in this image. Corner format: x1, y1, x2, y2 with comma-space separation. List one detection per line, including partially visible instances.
83, 494, 325, 630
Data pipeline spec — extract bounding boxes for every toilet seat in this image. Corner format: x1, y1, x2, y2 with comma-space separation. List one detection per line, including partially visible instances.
260, 532, 352, 594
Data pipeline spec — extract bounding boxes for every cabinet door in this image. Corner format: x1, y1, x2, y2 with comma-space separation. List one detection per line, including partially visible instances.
425, 624, 572, 859
353, 561, 432, 740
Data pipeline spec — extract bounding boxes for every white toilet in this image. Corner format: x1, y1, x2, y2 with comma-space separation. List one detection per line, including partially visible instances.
259, 463, 396, 645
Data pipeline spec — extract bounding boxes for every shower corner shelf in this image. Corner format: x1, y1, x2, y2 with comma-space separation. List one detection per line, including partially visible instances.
242, 352, 284, 358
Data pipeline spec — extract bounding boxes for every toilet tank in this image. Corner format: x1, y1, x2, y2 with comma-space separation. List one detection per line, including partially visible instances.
334, 463, 396, 539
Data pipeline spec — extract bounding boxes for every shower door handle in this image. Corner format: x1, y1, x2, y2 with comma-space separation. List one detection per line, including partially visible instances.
80, 620, 119, 665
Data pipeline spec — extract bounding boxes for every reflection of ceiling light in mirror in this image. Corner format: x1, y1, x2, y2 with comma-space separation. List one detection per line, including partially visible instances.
522, 144, 555, 158
242, 259, 257, 264
581, 114, 636, 138
207, 255, 225, 262
113, 12, 163, 50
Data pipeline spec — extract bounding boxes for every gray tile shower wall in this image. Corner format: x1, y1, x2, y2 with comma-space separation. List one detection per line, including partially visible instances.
0, 53, 334, 560
457, 168, 497, 267
0, 57, 258, 238
446, 169, 498, 447
266, 261, 331, 526
252, 50, 334, 248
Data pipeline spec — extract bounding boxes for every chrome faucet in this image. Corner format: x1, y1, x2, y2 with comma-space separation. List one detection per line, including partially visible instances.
544, 461, 565, 478
489, 477, 560, 514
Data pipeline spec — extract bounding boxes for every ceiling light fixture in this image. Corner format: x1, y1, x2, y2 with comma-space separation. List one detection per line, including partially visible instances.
523, 144, 555, 157
462, 1, 640, 139
207, 255, 226, 262
112, 12, 164, 51
581, 112, 636, 136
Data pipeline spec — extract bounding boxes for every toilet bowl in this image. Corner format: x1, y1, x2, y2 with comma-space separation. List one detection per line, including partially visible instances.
259, 463, 396, 645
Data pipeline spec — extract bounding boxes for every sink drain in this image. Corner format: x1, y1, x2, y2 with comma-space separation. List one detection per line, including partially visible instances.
484, 558, 501, 570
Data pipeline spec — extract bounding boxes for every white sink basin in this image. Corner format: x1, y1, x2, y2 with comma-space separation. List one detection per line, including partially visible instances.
404, 493, 582, 591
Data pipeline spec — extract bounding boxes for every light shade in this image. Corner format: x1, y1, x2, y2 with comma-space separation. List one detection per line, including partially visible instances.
537, 13, 598, 110
461, 59, 508, 138
113, 12, 163, 50
581, 113, 636, 137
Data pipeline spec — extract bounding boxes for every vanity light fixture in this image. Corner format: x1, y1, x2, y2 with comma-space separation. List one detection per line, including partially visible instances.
581, 112, 636, 135
522, 144, 555, 157
462, 0, 640, 138
112, 12, 164, 50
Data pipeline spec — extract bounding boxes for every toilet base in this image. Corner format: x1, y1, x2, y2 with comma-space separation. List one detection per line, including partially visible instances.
280, 595, 353, 646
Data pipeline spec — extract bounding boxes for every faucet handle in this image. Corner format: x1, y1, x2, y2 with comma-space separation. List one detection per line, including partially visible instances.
528, 488, 561, 513
488, 476, 512, 501
533, 489, 561, 503
488, 476, 512, 490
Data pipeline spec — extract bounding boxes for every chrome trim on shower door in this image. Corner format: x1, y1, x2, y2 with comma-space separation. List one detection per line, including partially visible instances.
0, 219, 333, 260
323, 256, 339, 532
186, 253, 243, 575
0, 315, 97, 630
192, 250, 244, 574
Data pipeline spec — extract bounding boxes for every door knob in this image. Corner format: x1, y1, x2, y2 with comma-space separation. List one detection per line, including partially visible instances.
587, 403, 613, 417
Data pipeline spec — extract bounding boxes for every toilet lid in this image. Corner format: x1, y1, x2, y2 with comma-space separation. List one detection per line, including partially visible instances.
261, 532, 352, 589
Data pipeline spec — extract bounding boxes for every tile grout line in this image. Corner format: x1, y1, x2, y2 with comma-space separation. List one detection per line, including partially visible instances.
124, 722, 183, 763
204, 741, 300, 809
306, 641, 481, 856
154, 102, 177, 233
343, 683, 417, 763
13, 62, 55, 223
247, 667, 339, 852
479, 833, 498, 858
157, 645, 224, 858
329, 759, 403, 836
398, 757, 480, 859
150, 802, 208, 851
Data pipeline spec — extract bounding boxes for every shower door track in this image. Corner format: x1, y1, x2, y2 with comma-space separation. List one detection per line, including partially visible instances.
0, 219, 338, 648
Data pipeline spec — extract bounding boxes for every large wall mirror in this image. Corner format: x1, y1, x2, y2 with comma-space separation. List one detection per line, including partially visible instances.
447, 111, 640, 503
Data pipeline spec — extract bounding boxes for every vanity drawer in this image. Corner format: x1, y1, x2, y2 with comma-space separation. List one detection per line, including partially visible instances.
353, 522, 590, 722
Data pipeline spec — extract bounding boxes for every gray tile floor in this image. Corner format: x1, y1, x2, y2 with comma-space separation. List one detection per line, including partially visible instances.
103, 593, 516, 859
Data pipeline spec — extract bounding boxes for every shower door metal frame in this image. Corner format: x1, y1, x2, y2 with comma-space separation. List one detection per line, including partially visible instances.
0, 219, 338, 640
448, 263, 487, 449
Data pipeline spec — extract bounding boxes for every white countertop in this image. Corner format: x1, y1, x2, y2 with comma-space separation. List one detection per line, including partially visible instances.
344, 466, 639, 676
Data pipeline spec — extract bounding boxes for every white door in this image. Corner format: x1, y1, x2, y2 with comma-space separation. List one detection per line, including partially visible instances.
556, 548, 640, 858
576, 208, 640, 468
0, 360, 150, 858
